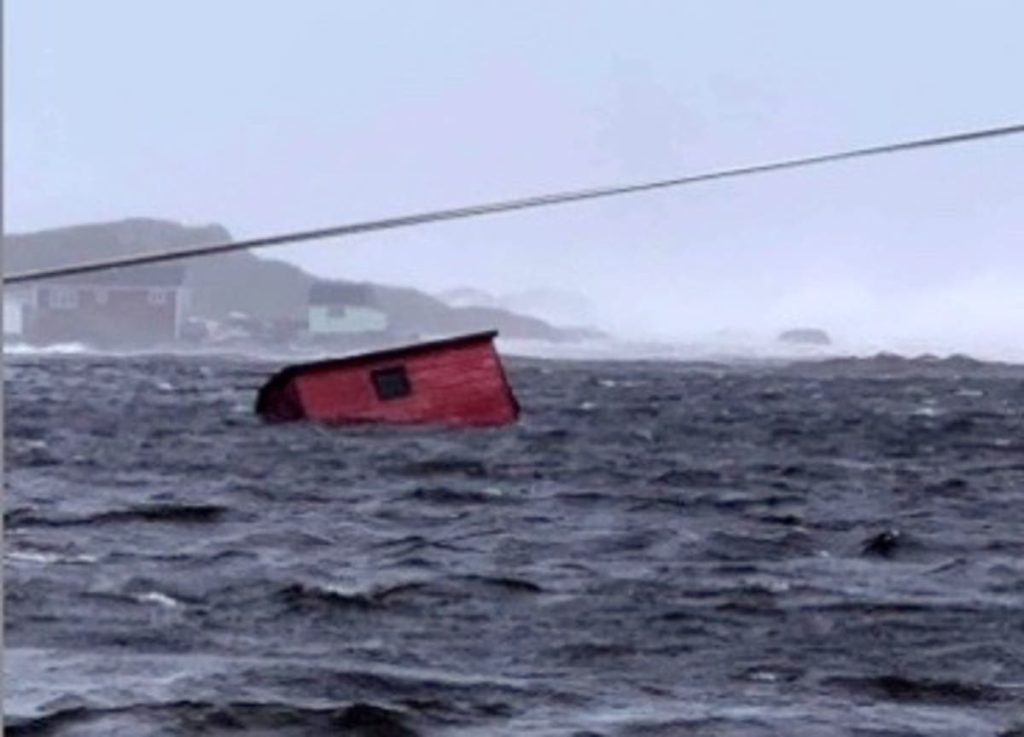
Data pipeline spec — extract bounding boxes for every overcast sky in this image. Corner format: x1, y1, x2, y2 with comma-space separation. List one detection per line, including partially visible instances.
6, 1, 1024, 354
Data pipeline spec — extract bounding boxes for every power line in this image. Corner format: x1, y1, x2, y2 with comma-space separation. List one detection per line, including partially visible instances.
6, 121, 1024, 285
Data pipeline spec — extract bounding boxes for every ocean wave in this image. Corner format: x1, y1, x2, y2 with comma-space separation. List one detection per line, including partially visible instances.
5, 549, 99, 566
6, 503, 229, 528
7, 353, 1024, 736
822, 674, 1013, 705
5, 700, 420, 737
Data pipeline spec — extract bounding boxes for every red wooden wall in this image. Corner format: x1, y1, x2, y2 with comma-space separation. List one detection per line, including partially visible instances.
290, 338, 518, 426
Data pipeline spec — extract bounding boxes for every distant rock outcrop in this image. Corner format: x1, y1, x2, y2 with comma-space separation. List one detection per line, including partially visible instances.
778, 328, 833, 346
3, 218, 587, 344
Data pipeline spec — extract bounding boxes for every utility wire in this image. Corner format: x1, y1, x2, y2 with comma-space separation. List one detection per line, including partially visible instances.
6, 121, 1024, 285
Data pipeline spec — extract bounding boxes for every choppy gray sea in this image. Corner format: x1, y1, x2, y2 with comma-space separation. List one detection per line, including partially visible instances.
5, 353, 1024, 736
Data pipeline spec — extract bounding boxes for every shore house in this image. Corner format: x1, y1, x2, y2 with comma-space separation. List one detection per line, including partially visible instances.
19, 264, 189, 346
308, 281, 388, 337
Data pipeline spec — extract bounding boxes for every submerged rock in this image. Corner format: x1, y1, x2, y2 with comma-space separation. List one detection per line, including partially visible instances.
861, 529, 903, 557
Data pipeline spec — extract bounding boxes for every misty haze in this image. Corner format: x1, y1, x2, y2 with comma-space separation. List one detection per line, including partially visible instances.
7, 2, 1024, 360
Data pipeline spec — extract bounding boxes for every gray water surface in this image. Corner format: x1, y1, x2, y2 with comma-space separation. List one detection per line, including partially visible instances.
6, 354, 1024, 735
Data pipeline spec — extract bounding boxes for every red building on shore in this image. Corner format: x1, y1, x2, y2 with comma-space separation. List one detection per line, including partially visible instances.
9, 265, 188, 347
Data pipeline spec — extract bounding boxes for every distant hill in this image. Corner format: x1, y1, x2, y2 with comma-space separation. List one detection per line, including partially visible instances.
3, 218, 584, 341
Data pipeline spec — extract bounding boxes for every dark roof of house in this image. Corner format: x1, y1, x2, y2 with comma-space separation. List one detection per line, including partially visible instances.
54, 263, 187, 287
255, 331, 500, 412
309, 281, 375, 306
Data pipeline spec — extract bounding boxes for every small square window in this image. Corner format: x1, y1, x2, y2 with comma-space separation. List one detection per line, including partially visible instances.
371, 365, 411, 400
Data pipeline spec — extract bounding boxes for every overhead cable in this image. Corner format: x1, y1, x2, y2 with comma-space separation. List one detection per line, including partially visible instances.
6, 121, 1024, 284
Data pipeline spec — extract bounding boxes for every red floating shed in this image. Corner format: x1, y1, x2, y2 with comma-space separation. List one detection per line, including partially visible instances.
255, 331, 520, 427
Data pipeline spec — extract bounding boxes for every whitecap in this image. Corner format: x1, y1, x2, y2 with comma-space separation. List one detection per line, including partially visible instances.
6, 550, 98, 565
3, 341, 92, 356
134, 591, 183, 608
956, 388, 985, 398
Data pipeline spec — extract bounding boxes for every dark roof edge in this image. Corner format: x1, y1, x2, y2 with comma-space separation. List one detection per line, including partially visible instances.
260, 330, 500, 392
